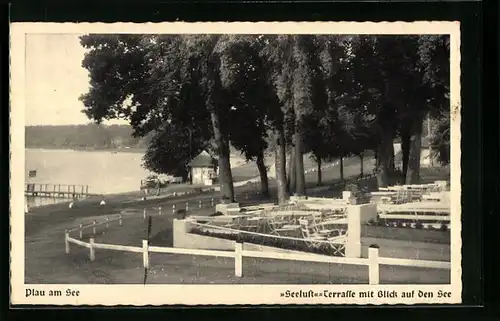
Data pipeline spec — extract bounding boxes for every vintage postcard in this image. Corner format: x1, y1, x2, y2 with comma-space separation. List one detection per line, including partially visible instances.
10, 21, 461, 305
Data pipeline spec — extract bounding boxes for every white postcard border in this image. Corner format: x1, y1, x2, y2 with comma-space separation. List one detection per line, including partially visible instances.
10, 21, 462, 305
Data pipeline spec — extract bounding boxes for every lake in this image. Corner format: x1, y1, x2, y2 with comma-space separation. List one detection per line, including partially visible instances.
25, 149, 155, 207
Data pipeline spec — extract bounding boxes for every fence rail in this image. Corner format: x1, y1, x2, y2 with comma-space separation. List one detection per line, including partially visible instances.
148, 245, 235, 258
64, 233, 450, 285
92, 242, 143, 253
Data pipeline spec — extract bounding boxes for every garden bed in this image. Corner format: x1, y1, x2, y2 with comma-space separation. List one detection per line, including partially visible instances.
189, 227, 345, 257
362, 225, 450, 244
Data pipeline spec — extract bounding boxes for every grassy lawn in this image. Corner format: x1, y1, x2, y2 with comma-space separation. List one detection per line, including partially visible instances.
25, 162, 450, 285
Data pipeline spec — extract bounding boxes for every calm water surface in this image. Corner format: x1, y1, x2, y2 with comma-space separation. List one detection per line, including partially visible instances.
25, 149, 154, 207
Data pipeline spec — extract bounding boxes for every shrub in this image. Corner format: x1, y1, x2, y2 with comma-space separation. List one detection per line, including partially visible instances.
176, 209, 186, 219
440, 223, 448, 231
414, 221, 423, 229
396, 221, 404, 228
189, 227, 345, 257
378, 219, 388, 227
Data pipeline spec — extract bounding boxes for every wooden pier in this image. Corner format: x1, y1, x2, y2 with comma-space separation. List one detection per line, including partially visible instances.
25, 183, 95, 199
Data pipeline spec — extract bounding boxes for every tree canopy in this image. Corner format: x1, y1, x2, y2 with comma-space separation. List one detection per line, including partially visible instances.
80, 34, 450, 201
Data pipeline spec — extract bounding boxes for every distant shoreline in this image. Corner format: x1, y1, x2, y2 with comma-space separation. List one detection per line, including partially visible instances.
25, 147, 147, 154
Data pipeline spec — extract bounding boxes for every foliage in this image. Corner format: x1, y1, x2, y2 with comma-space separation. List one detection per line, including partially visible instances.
78, 34, 451, 197
142, 121, 211, 179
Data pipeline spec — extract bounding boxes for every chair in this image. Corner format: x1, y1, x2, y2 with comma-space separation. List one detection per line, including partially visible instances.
268, 215, 300, 236
298, 219, 327, 249
244, 216, 264, 232
327, 233, 347, 256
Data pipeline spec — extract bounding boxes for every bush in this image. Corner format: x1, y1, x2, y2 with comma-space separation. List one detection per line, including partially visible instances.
176, 209, 186, 219
378, 219, 388, 227
189, 228, 345, 257
440, 223, 448, 231
414, 221, 423, 229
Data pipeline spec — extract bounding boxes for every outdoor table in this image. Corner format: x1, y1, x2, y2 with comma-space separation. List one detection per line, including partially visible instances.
281, 224, 300, 230
318, 218, 348, 226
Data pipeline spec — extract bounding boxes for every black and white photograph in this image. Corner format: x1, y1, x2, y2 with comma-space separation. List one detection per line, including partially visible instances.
10, 22, 461, 305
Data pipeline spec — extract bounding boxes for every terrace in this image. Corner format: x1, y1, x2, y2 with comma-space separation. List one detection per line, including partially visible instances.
176, 180, 451, 259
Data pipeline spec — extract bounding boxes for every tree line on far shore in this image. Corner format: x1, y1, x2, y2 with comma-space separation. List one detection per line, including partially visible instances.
25, 124, 152, 150
79, 34, 450, 204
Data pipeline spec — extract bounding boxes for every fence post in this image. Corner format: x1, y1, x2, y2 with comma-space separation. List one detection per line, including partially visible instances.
79, 224, 83, 239
65, 230, 70, 254
234, 241, 243, 277
172, 205, 176, 214
199, 200, 202, 209
92, 220, 96, 235
368, 244, 380, 285
158, 206, 162, 215
89, 238, 95, 261
211, 198, 214, 207
106, 217, 109, 229
143, 209, 146, 220
185, 202, 189, 212
119, 214, 122, 226
142, 239, 149, 269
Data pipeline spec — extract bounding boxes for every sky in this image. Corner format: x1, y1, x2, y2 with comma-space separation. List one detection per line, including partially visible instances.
25, 34, 127, 126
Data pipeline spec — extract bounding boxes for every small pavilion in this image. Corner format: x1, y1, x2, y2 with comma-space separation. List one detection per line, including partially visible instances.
188, 150, 218, 185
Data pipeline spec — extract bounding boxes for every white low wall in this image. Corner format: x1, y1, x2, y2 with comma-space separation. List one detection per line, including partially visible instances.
173, 219, 326, 256
173, 219, 236, 250
346, 203, 377, 258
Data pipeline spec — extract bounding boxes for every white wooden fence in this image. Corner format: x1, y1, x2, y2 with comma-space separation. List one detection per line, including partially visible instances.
64, 233, 450, 285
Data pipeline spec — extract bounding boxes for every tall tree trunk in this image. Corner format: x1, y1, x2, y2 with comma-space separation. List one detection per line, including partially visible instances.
275, 128, 289, 205
295, 132, 306, 196
359, 153, 364, 176
427, 114, 434, 167
376, 127, 395, 188
287, 140, 296, 194
339, 157, 344, 181
256, 151, 269, 198
316, 157, 322, 186
210, 110, 235, 202
401, 130, 411, 178
406, 116, 424, 184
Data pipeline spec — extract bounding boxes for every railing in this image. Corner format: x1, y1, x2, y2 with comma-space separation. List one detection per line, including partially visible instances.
26, 183, 90, 194
64, 233, 450, 285
64, 211, 450, 285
